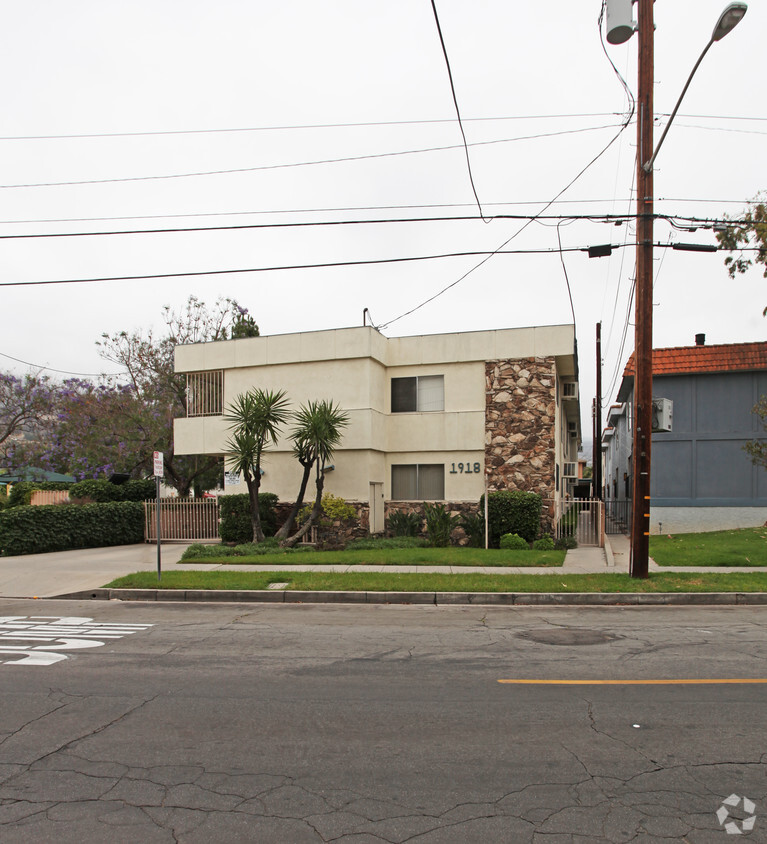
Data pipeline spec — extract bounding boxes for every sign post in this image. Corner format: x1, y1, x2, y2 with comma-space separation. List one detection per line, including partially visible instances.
153, 451, 163, 581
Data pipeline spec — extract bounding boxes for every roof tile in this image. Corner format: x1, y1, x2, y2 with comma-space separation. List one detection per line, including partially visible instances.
623, 341, 767, 377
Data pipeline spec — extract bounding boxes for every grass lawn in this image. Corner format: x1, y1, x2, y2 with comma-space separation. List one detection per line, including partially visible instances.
105, 570, 767, 593
180, 546, 564, 567
650, 527, 767, 567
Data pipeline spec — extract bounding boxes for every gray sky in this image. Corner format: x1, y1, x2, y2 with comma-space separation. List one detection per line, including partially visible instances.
1, 0, 764, 441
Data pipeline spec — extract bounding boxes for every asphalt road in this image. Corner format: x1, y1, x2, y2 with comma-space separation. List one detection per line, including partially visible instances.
1, 599, 766, 843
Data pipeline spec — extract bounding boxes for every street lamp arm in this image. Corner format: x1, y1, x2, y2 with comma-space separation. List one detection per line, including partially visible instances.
642, 38, 713, 173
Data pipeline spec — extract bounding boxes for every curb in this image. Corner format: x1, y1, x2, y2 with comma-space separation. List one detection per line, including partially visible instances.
54, 588, 767, 606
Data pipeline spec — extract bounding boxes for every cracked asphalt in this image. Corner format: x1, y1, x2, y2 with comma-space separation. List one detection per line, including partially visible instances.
1, 598, 766, 843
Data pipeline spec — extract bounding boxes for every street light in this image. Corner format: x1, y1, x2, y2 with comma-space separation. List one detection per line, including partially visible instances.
605, 1, 747, 577
644, 3, 747, 173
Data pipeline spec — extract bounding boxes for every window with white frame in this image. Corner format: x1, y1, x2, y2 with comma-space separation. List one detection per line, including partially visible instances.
391, 375, 444, 413
391, 464, 445, 500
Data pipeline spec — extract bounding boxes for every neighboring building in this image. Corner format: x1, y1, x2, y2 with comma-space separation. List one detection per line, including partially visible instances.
173, 324, 581, 533
603, 337, 767, 534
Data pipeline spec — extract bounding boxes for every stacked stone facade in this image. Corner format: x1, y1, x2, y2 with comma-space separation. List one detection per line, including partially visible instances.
485, 357, 557, 499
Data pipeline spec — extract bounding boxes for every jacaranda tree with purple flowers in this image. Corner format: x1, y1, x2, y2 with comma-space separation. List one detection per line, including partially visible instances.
0, 372, 59, 471
14, 296, 259, 495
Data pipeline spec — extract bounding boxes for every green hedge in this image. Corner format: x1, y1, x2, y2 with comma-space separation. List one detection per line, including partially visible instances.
69, 478, 156, 502
7, 481, 73, 508
480, 490, 542, 547
0, 501, 144, 556
219, 493, 279, 543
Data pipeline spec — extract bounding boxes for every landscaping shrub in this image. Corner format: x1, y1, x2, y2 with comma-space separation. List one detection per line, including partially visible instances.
0, 488, 7, 511
554, 535, 578, 550
424, 501, 458, 547
480, 490, 542, 547
387, 509, 422, 537
219, 493, 279, 543
532, 534, 555, 551
319, 494, 356, 523
70, 478, 156, 502
7, 481, 72, 508
0, 501, 143, 556
460, 511, 485, 547
500, 532, 529, 550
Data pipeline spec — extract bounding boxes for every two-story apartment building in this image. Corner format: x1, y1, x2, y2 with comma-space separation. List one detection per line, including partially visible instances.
173, 324, 581, 532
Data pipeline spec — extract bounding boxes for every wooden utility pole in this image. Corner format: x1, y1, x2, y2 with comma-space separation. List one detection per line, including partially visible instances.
593, 322, 602, 501
630, 0, 654, 578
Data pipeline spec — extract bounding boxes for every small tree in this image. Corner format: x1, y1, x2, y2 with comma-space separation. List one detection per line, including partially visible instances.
281, 400, 349, 548
224, 389, 290, 543
744, 396, 767, 469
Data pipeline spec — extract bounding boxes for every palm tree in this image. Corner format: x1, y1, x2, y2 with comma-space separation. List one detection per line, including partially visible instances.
280, 399, 349, 547
224, 388, 290, 542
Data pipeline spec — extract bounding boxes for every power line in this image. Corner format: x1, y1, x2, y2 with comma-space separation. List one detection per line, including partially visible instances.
0, 241, 749, 290
0, 349, 121, 378
429, 0, 488, 222
0, 196, 752, 227
0, 111, 762, 143
0, 124, 621, 190
377, 1, 638, 331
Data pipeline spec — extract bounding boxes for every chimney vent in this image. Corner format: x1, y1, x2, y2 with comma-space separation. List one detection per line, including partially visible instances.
695, 333, 706, 346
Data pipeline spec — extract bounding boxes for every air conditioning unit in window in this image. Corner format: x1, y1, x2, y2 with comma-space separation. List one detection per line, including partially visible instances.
563, 462, 577, 478
562, 381, 578, 400
568, 420, 578, 435
652, 397, 673, 433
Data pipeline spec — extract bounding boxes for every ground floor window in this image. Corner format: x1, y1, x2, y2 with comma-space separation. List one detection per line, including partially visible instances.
391, 464, 444, 500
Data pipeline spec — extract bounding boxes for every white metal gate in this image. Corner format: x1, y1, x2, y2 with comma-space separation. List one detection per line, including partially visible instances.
553, 498, 603, 547
144, 498, 220, 541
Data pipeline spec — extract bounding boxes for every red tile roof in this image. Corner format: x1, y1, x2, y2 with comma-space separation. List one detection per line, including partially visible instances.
623, 341, 767, 377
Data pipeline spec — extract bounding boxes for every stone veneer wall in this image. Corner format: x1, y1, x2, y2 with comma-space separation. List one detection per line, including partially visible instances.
485, 357, 557, 500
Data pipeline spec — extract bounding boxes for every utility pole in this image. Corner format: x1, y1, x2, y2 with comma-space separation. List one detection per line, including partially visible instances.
593, 322, 602, 501
630, 0, 654, 578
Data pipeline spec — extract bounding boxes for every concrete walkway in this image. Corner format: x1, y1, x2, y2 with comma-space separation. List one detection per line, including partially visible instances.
0, 536, 764, 600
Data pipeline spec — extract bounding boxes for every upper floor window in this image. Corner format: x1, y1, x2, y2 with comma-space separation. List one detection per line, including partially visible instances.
186, 370, 223, 417
391, 375, 444, 413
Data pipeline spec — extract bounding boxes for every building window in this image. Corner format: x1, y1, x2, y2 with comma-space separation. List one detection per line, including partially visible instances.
391, 375, 444, 412
186, 370, 223, 417
391, 464, 445, 500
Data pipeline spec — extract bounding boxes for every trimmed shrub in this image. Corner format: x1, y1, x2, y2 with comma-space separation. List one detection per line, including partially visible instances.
424, 501, 459, 547
480, 490, 542, 547
70, 478, 156, 502
320, 494, 357, 523
387, 509, 422, 537
219, 493, 279, 543
532, 534, 556, 551
7, 481, 73, 508
500, 532, 529, 550
0, 501, 143, 556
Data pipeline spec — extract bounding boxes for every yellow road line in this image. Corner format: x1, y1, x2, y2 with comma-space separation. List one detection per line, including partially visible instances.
498, 679, 767, 685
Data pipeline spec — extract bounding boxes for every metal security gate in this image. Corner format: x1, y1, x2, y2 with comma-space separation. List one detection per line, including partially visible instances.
554, 498, 603, 547
144, 498, 220, 541
604, 499, 631, 535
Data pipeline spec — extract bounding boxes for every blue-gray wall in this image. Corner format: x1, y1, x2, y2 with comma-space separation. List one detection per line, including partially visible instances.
651, 371, 767, 507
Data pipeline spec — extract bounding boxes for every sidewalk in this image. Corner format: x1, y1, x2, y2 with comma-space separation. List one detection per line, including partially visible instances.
1, 537, 764, 601
0, 541, 612, 599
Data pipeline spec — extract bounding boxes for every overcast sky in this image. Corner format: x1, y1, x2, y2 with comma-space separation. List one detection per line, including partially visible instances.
1, 1, 764, 443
